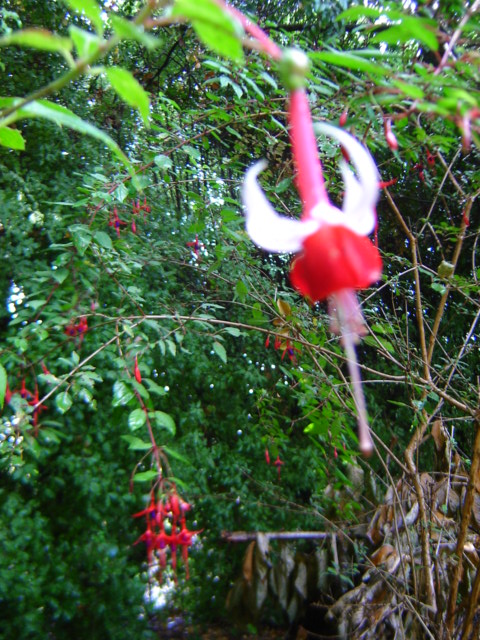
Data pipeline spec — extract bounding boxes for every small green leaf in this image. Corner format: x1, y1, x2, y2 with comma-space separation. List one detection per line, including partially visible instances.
64, 0, 104, 35
364, 335, 396, 354
128, 408, 147, 431
172, 0, 243, 61
0, 29, 72, 53
275, 177, 292, 194
311, 50, 388, 76
235, 279, 248, 302
154, 154, 173, 170
337, 7, 383, 21
106, 66, 150, 126
162, 445, 191, 465
0, 363, 7, 409
55, 391, 73, 414
144, 379, 167, 397
194, 20, 243, 62
182, 145, 201, 161
94, 230, 113, 250
112, 380, 134, 407
110, 16, 158, 50
223, 327, 241, 337
121, 435, 152, 451
69, 224, 92, 256
371, 24, 438, 52
0, 126, 25, 150
69, 26, 101, 58
26, 299, 47, 311
153, 411, 176, 436
133, 470, 158, 483
51, 268, 69, 284
213, 341, 227, 363
431, 282, 447, 294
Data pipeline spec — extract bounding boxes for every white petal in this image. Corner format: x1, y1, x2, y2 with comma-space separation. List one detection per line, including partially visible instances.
242, 161, 318, 253
339, 161, 377, 236
316, 123, 379, 235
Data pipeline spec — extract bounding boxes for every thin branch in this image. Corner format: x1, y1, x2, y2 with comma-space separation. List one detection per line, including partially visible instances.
221, 530, 330, 542
427, 197, 473, 365
445, 408, 480, 638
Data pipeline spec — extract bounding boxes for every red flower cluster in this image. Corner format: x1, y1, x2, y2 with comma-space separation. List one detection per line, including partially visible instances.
108, 198, 151, 237
64, 316, 88, 341
186, 234, 204, 258
265, 334, 301, 364
264, 447, 284, 480
4, 379, 47, 430
133, 490, 201, 581
132, 196, 151, 220
108, 207, 128, 238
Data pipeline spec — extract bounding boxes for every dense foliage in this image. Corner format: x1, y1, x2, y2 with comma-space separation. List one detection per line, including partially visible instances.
0, 0, 479, 637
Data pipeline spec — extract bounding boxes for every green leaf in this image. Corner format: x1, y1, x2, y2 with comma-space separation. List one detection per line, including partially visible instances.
63, 0, 104, 35
0, 98, 135, 180
223, 327, 241, 337
106, 67, 150, 127
311, 50, 389, 76
391, 80, 425, 99
194, 20, 243, 62
364, 335, 396, 354
55, 391, 73, 414
371, 23, 438, 52
133, 470, 158, 483
112, 380, 134, 407
51, 268, 69, 284
162, 445, 191, 465
110, 16, 159, 50
154, 154, 173, 170
182, 145, 201, 161
144, 379, 167, 397
121, 435, 152, 451
0, 125, 25, 150
69, 224, 92, 256
0, 29, 72, 53
128, 408, 147, 431
153, 411, 176, 436
213, 341, 227, 364
172, 0, 243, 62
431, 282, 447, 294
337, 6, 384, 21
26, 299, 47, 311
69, 26, 102, 59
94, 230, 113, 250
0, 363, 6, 409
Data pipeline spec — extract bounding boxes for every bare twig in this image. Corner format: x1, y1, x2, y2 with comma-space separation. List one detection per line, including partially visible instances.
445, 408, 480, 638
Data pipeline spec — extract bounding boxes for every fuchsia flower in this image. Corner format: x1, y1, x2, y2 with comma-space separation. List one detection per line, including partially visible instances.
242, 57, 382, 455
186, 234, 204, 257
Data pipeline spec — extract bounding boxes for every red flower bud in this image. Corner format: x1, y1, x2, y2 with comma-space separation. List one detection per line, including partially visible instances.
274, 455, 284, 480
265, 448, 270, 465
5, 382, 12, 404
339, 110, 348, 127
384, 119, 398, 151
134, 356, 142, 384
378, 177, 398, 189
